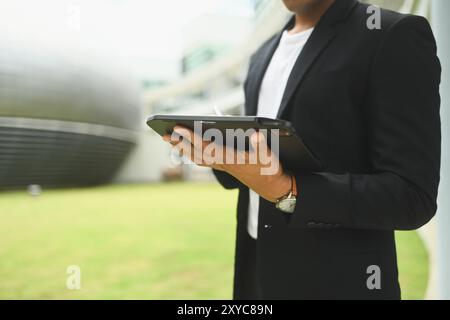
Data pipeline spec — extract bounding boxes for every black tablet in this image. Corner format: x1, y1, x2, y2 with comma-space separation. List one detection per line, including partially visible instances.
146, 115, 322, 172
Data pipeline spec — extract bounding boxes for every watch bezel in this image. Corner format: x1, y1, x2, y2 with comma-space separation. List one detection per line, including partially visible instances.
276, 193, 297, 214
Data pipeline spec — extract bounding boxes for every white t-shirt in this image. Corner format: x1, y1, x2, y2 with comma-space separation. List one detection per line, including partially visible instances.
248, 27, 314, 240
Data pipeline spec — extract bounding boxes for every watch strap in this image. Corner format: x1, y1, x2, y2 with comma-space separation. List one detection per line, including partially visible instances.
291, 175, 297, 197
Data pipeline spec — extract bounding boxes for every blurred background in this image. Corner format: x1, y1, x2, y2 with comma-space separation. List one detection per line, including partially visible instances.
0, 0, 449, 299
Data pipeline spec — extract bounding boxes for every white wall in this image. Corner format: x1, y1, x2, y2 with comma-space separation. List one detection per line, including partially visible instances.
432, 0, 450, 300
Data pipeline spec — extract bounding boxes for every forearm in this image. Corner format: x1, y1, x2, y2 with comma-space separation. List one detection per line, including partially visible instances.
224, 166, 292, 203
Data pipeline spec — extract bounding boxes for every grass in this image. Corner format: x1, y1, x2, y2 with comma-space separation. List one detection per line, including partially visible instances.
396, 231, 429, 300
0, 183, 428, 299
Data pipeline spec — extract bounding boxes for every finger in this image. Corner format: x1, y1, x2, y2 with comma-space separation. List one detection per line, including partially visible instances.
162, 134, 176, 145
191, 128, 204, 143
174, 138, 209, 166
250, 131, 265, 151
178, 126, 216, 158
249, 131, 277, 167
173, 126, 194, 145
185, 126, 211, 155
173, 139, 193, 161
164, 133, 183, 147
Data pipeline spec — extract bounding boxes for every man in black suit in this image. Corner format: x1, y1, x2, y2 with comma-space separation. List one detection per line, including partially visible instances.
163, 0, 441, 299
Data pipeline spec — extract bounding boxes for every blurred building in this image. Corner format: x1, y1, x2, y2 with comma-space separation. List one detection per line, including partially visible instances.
182, 14, 252, 74
0, 40, 141, 188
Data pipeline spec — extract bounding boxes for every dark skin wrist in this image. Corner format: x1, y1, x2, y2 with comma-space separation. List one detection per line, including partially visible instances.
226, 166, 292, 203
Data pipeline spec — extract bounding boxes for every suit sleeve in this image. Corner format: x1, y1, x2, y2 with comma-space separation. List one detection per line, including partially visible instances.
289, 16, 441, 231
213, 169, 245, 190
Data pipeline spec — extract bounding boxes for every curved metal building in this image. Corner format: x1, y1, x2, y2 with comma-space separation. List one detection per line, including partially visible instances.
0, 41, 141, 188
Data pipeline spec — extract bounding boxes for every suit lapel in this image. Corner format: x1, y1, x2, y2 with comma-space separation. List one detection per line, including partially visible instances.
274, 0, 358, 118
246, 32, 283, 116
276, 25, 337, 118
246, 0, 358, 118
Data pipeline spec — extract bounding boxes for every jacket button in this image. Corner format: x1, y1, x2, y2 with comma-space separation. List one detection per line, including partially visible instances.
307, 222, 317, 228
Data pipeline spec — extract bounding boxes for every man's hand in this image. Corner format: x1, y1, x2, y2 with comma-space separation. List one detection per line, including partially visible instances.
162, 126, 292, 203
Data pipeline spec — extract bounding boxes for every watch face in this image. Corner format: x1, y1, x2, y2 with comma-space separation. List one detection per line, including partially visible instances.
278, 197, 296, 214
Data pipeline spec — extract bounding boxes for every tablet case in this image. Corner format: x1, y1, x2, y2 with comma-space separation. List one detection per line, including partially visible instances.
147, 115, 322, 172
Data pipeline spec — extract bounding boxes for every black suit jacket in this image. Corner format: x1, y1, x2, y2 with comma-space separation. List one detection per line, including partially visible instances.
214, 0, 441, 300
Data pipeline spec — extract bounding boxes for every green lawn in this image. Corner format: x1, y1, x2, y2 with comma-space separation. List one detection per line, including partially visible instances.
0, 183, 428, 299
